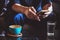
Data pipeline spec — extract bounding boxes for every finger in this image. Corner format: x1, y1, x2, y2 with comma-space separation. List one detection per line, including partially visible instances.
34, 16, 40, 21
29, 9, 40, 21
29, 9, 36, 19
29, 9, 37, 16
41, 10, 49, 12
29, 8, 36, 15
31, 7, 37, 13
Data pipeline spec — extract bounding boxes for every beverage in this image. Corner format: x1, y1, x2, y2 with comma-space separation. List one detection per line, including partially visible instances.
9, 25, 21, 28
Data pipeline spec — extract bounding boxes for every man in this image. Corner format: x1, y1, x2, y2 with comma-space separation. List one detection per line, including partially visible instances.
52, 0, 60, 40
4, 0, 54, 40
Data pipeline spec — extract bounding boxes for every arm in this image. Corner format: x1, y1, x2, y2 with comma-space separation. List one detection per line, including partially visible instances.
12, 3, 29, 14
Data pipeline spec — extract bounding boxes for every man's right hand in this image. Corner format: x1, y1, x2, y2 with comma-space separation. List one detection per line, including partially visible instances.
24, 7, 40, 21
12, 4, 40, 21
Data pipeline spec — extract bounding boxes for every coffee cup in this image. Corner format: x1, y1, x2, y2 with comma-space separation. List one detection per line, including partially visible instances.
8, 25, 22, 35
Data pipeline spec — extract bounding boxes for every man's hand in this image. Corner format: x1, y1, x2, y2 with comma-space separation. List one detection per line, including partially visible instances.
24, 7, 40, 21
12, 4, 40, 21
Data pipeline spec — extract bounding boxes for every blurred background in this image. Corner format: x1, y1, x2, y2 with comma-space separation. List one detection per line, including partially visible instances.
0, 0, 60, 40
